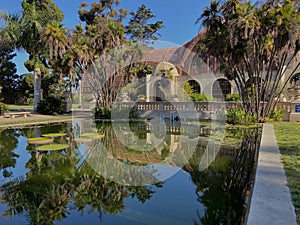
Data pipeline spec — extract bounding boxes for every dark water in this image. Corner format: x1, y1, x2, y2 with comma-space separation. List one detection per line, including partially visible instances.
0, 121, 261, 225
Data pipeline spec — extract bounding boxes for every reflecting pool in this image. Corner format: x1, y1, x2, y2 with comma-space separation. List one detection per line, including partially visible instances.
0, 121, 261, 225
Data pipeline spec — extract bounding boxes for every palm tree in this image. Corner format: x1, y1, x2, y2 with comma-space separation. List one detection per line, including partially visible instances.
21, 0, 64, 112
0, 0, 64, 112
196, 0, 222, 33
197, 0, 300, 121
42, 20, 69, 81
42, 21, 68, 62
0, 13, 20, 49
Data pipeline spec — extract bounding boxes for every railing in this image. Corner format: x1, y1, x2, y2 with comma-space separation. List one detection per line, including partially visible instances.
117, 101, 241, 112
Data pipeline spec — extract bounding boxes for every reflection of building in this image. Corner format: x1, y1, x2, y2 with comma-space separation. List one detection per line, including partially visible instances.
75, 120, 238, 168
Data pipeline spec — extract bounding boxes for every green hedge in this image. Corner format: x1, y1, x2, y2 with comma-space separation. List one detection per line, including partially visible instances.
226, 109, 256, 125
37, 96, 64, 115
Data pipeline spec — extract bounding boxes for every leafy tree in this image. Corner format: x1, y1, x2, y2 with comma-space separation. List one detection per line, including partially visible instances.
0, 86, 8, 115
19, 73, 34, 104
125, 4, 164, 44
73, 0, 129, 109
78, 0, 128, 25
196, 0, 300, 121
0, 47, 19, 103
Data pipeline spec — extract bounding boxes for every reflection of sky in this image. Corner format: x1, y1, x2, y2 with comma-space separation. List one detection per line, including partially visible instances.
152, 164, 181, 182
54, 170, 204, 225
0, 135, 31, 225
0, 135, 31, 182
122, 171, 204, 225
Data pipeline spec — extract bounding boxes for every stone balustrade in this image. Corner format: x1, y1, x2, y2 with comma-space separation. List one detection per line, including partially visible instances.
118, 101, 241, 112
113, 101, 299, 121
114, 101, 241, 120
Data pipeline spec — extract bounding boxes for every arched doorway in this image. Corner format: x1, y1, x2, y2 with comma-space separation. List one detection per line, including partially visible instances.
187, 80, 201, 93
212, 78, 231, 100
147, 62, 178, 102
153, 80, 167, 101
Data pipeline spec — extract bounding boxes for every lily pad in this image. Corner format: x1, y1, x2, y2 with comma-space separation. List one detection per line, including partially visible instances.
37, 144, 69, 151
42, 133, 67, 137
80, 133, 105, 139
28, 137, 54, 145
73, 137, 93, 143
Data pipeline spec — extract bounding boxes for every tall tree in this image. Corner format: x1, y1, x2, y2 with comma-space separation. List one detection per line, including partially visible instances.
21, 0, 64, 112
19, 73, 34, 104
0, 47, 19, 103
125, 4, 164, 44
123, 4, 164, 105
196, 0, 300, 121
42, 20, 69, 83
0, 0, 64, 112
72, 0, 129, 109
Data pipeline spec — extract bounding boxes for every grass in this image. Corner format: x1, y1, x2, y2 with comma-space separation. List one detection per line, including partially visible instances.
7, 104, 33, 111
0, 116, 74, 127
273, 122, 300, 224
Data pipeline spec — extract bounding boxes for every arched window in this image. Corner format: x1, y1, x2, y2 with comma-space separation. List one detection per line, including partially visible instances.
212, 78, 231, 100
187, 80, 201, 93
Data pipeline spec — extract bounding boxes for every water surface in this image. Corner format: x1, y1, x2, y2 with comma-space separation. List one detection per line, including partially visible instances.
0, 121, 261, 225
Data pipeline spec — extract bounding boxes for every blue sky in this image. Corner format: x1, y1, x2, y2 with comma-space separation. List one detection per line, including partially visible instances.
1, 0, 210, 74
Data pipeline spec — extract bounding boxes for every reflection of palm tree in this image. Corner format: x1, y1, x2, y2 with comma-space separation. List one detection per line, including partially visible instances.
0, 129, 20, 178
74, 161, 161, 217
1, 149, 78, 225
0, 122, 160, 224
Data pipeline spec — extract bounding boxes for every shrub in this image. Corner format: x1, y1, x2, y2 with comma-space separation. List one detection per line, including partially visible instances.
225, 93, 241, 102
26, 98, 34, 105
0, 102, 8, 115
95, 106, 139, 120
37, 96, 64, 115
95, 107, 111, 119
226, 109, 256, 125
191, 93, 214, 102
266, 109, 284, 122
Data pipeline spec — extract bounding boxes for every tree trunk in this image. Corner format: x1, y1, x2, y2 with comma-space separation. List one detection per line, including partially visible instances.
33, 68, 41, 113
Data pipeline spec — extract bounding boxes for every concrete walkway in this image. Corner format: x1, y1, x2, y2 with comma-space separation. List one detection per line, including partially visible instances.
247, 124, 297, 225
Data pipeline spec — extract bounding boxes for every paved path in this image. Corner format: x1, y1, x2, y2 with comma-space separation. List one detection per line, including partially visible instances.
247, 123, 297, 225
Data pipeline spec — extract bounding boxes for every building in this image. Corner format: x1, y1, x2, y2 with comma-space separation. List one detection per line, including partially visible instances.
79, 31, 300, 121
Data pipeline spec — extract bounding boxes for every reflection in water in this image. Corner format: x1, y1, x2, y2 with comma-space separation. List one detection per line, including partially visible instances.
0, 122, 261, 225
186, 128, 261, 225
0, 129, 20, 178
